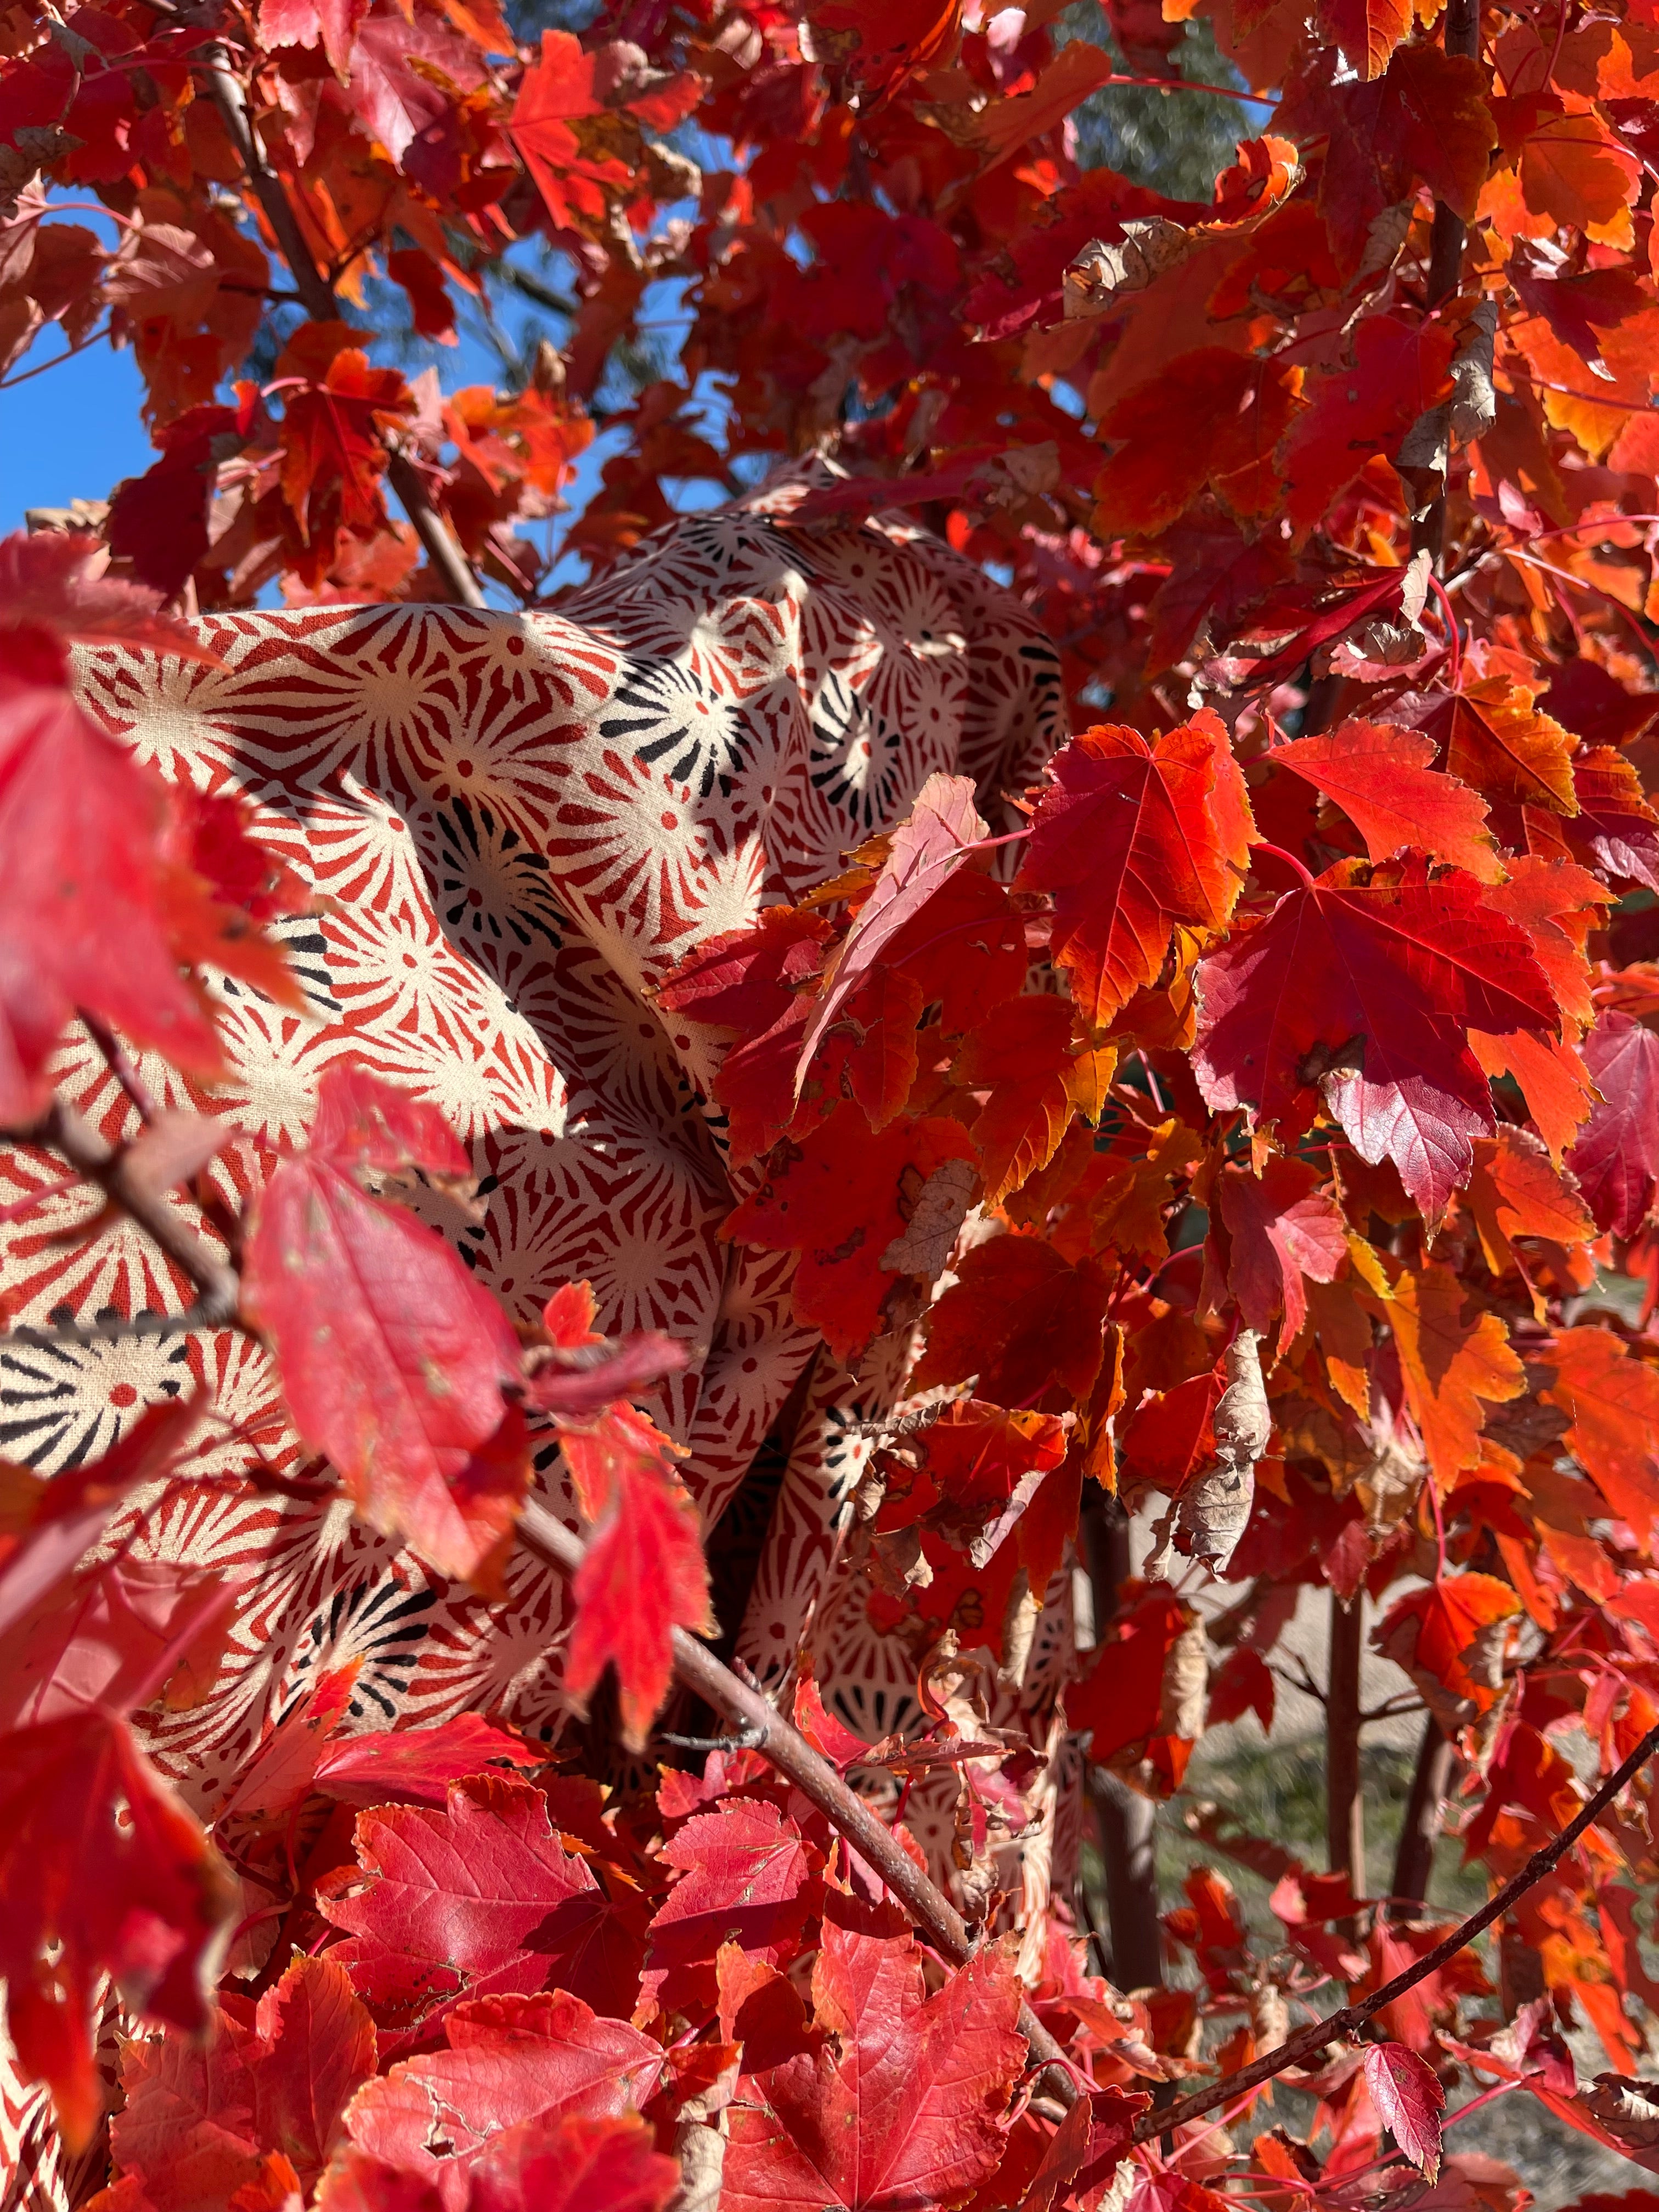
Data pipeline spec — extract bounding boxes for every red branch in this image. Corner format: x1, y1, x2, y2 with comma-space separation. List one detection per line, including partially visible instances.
1133, 1712, 1659, 2142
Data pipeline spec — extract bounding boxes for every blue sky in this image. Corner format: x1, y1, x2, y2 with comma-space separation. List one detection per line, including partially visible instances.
2, 336, 156, 532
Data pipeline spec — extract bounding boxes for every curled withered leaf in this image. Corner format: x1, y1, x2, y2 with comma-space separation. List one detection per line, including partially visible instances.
879, 1155, 977, 1282
860, 1523, 935, 1599
1063, 218, 1190, 318
1317, 548, 1434, 679
1396, 301, 1498, 516
1177, 1328, 1269, 1575
1356, 196, 1414, 279
1579, 2074, 1659, 2168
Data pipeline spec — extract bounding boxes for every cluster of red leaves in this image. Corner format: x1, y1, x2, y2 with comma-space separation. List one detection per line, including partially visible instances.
14, 0, 1659, 2200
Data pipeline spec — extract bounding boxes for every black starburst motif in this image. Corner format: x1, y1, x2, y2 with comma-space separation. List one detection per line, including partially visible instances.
420, 797, 567, 961
598, 656, 749, 800
286, 1578, 441, 1723
808, 671, 909, 830
0, 1318, 190, 1472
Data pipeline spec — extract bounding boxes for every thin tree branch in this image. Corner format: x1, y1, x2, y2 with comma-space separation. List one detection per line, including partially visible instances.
80, 1009, 158, 1122
1391, 1715, 1458, 1906
487, 256, 580, 321
657, 1722, 769, 1753
201, 48, 486, 610
1362, 1695, 1427, 1725
1409, 0, 1479, 566
4, 1306, 222, 1348
516, 1497, 1083, 2107
1425, 0, 1479, 308
0, 321, 114, 390
1133, 1712, 1659, 2144
33, 1100, 240, 1328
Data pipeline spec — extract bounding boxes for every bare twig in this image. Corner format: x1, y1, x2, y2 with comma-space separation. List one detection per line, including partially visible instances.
80, 1009, 158, 1122
0, 321, 114, 389
516, 1497, 1082, 2107
852, 1401, 957, 1441
1362, 1695, 1427, 1725
487, 256, 580, 320
4, 1306, 223, 1347
1135, 1712, 1659, 2143
201, 49, 486, 610
1269, 1656, 1328, 1708
657, 1721, 769, 1753
1327, 1592, 1365, 1938
36, 1101, 240, 1328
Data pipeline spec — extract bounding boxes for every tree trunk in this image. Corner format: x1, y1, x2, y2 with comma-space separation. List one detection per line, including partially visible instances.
1079, 1489, 1164, 1988
1327, 1590, 1365, 1892
1093, 1773, 1165, 1991
1411, 0, 1480, 558
1391, 1715, 1457, 1906
1426, 0, 1481, 307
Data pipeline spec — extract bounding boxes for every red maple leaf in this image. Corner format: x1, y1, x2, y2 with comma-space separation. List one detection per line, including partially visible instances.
1014, 714, 1254, 1028
0, 1550, 231, 1730
723, 1913, 1025, 2212
340, 1990, 665, 2198
1119, 1368, 1223, 1493
1218, 1156, 1347, 1341
1068, 1583, 1203, 1785
0, 1394, 202, 1645
321, 2112, 680, 2212
916, 1398, 1069, 1529
1269, 721, 1500, 881
0, 1708, 235, 2149
1572, 746, 1659, 891
1091, 353, 1304, 537
1568, 1012, 1659, 1235
509, 30, 633, 228
655, 909, 831, 1168
1375, 1573, 1520, 1719
274, 325, 413, 545
106, 397, 258, 601
953, 994, 1116, 1205
912, 1233, 1110, 1407
109, 1954, 376, 2199
522, 1281, 687, 1422
344, 13, 489, 188
796, 772, 990, 1085
1542, 1327, 1659, 1547
319, 1774, 641, 2032
257, 0, 367, 77
640, 1799, 819, 2019
726, 1105, 977, 1358
560, 1402, 713, 1751
314, 1717, 540, 1812
1364, 2042, 1445, 2179
1193, 861, 1558, 1222
1282, 319, 1454, 527
0, 528, 214, 689
241, 1069, 527, 1587
0, 688, 228, 1123
1280, 44, 1493, 273
464, 2112, 681, 2212
218, 1685, 539, 1826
